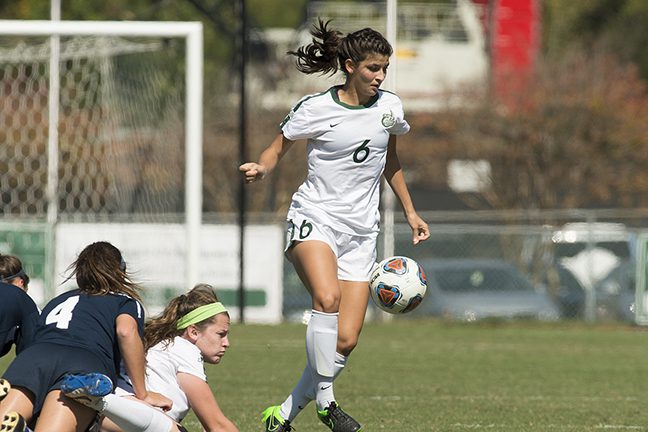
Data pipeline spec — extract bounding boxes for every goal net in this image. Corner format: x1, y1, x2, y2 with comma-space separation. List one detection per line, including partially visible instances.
0, 21, 203, 309
0, 35, 184, 217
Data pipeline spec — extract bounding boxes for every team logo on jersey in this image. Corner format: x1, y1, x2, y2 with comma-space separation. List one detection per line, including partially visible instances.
381, 110, 396, 128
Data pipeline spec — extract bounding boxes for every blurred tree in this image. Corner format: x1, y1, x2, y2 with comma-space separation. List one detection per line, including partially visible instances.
402, 48, 648, 210
4, 0, 648, 213
544, 0, 648, 82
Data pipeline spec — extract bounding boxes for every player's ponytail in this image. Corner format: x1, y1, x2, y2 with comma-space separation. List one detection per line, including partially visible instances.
144, 283, 223, 351
288, 19, 342, 75
288, 19, 392, 77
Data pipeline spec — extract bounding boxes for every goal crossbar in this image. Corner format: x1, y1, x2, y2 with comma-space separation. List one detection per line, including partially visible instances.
0, 20, 204, 290
0, 20, 202, 37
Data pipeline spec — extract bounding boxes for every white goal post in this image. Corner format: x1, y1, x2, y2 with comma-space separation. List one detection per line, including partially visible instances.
0, 20, 204, 294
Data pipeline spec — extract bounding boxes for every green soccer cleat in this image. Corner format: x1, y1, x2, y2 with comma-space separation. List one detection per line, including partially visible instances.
261, 406, 293, 432
317, 402, 363, 432
0, 411, 26, 432
0, 379, 10, 402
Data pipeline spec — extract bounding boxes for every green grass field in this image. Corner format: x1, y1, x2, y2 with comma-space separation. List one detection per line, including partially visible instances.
3, 320, 648, 431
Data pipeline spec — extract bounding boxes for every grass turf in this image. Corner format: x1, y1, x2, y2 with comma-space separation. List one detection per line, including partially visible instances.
3, 320, 648, 431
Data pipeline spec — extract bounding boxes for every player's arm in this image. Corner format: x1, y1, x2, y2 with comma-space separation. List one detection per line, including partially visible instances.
15, 305, 39, 354
239, 133, 295, 183
178, 372, 239, 432
383, 135, 430, 245
116, 314, 172, 411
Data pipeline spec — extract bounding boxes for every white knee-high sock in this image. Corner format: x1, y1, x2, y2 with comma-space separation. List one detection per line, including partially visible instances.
280, 351, 348, 421
307, 352, 347, 401
305, 310, 338, 411
279, 367, 313, 421
101, 394, 175, 432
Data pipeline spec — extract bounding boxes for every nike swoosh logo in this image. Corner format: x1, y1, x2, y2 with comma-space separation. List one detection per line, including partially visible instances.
320, 384, 332, 390
266, 412, 281, 431
330, 122, 341, 127
268, 418, 281, 432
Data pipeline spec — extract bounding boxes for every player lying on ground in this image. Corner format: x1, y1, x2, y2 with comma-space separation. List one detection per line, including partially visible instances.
60, 284, 238, 432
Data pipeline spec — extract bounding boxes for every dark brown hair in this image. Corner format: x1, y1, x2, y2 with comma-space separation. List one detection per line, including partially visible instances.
0, 254, 24, 282
144, 283, 222, 351
288, 19, 393, 76
65, 241, 142, 303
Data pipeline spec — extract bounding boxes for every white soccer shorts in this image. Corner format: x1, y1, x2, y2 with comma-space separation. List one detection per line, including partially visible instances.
285, 215, 377, 281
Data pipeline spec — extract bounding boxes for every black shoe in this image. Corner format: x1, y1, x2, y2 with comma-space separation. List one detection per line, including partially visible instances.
0, 412, 26, 432
0, 379, 9, 402
317, 402, 362, 432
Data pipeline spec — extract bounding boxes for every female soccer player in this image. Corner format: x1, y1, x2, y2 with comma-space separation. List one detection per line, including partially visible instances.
0, 254, 39, 358
62, 283, 238, 432
240, 19, 429, 432
0, 241, 171, 432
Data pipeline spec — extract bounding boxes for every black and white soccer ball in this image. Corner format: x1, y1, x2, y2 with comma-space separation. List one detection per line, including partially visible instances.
369, 256, 427, 314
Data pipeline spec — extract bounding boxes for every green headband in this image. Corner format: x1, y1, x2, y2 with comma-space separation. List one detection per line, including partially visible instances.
177, 302, 228, 330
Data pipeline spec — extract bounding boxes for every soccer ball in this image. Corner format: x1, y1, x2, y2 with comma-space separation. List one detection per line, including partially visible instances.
369, 256, 427, 314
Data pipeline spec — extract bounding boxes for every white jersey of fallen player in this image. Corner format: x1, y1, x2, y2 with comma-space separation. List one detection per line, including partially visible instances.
281, 86, 410, 235
145, 336, 207, 422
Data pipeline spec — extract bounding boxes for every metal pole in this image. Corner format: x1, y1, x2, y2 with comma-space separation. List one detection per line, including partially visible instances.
584, 214, 597, 323
45, 0, 61, 302
382, 0, 398, 263
237, 0, 248, 323
379, 0, 398, 321
185, 26, 204, 290
0, 21, 203, 37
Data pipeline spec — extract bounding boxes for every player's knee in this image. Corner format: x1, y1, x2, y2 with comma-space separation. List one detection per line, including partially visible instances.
312, 291, 340, 313
337, 335, 358, 356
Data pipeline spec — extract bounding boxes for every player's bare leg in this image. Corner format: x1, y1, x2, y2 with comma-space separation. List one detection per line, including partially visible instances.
289, 240, 339, 406
289, 244, 362, 432
0, 386, 34, 429
337, 280, 370, 357
34, 390, 96, 432
288, 240, 340, 313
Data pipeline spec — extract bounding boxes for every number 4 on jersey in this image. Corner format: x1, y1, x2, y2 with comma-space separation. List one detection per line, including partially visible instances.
45, 295, 80, 329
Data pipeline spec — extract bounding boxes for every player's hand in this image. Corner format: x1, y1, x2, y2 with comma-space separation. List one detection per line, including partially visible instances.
239, 162, 267, 183
144, 391, 173, 411
408, 214, 430, 245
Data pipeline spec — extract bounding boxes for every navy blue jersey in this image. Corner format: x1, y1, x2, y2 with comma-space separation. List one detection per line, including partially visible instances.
0, 282, 39, 357
35, 289, 144, 378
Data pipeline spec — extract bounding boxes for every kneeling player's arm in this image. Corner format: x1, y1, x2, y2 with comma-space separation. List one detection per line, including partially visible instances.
116, 314, 148, 400
178, 372, 239, 432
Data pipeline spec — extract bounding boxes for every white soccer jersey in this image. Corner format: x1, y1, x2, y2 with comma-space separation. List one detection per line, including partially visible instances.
145, 336, 207, 422
282, 86, 410, 235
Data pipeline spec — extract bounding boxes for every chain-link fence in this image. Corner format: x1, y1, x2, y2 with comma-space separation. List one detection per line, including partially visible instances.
283, 209, 648, 324
1, 209, 646, 324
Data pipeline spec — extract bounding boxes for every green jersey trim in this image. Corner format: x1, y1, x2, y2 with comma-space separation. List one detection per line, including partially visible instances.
329, 85, 379, 109
279, 89, 330, 129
